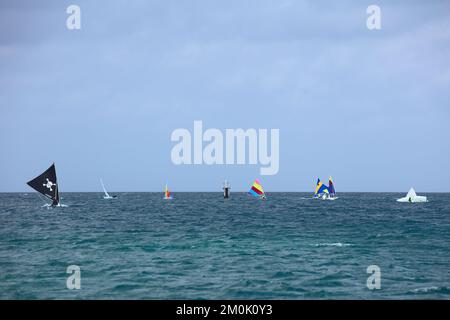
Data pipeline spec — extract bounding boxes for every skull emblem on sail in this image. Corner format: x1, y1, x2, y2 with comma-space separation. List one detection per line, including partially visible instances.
43, 178, 56, 191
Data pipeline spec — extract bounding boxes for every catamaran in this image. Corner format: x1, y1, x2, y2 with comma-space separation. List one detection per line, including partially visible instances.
163, 183, 173, 200
248, 179, 266, 200
100, 178, 117, 199
397, 188, 427, 203
26, 163, 63, 207
313, 177, 338, 200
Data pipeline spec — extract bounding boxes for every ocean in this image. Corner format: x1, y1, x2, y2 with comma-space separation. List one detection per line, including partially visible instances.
0, 192, 449, 299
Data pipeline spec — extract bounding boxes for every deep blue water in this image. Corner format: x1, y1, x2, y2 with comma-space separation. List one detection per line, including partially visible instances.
0, 192, 449, 299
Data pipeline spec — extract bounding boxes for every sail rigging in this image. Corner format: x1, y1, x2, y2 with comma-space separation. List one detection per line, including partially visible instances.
26, 163, 60, 205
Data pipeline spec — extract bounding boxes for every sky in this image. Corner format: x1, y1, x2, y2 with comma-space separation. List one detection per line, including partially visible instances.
1, 0, 449, 192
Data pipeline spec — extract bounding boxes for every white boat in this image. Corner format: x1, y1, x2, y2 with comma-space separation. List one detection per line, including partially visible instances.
100, 178, 117, 199
397, 188, 427, 203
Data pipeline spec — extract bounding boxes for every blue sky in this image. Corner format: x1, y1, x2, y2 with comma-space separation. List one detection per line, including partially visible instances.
1, 0, 449, 192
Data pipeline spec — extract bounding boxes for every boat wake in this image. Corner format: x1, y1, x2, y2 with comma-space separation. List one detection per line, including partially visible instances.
311, 242, 353, 247
42, 203, 68, 208
408, 286, 450, 295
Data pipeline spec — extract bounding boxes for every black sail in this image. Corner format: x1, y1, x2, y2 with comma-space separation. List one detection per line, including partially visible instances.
26, 163, 59, 205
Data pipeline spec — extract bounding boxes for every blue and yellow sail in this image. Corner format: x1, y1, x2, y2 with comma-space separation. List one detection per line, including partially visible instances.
314, 178, 329, 198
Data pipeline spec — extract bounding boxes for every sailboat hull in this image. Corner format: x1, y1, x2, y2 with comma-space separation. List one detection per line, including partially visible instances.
397, 196, 427, 203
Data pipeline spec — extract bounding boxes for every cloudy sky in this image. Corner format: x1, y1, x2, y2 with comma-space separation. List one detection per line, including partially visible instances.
1, 0, 449, 192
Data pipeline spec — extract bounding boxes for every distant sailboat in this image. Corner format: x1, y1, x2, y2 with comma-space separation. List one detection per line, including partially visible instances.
248, 179, 266, 200
164, 183, 173, 200
223, 180, 230, 198
26, 163, 62, 207
313, 178, 330, 199
328, 176, 338, 200
100, 178, 117, 199
397, 188, 427, 203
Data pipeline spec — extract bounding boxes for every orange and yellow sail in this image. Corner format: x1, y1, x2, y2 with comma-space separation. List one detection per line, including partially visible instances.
164, 184, 171, 199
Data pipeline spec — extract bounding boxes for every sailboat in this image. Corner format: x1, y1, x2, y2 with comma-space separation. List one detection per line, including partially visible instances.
26, 163, 63, 207
313, 178, 330, 200
223, 180, 230, 198
100, 178, 117, 199
397, 188, 427, 203
248, 179, 266, 200
328, 176, 338, 200
163, 183, 173, 200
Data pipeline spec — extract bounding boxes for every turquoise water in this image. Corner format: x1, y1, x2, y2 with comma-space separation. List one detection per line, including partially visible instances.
0, 192, 449, 299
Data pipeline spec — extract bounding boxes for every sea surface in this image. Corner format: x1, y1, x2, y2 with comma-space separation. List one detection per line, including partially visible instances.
0, 192, 449, 299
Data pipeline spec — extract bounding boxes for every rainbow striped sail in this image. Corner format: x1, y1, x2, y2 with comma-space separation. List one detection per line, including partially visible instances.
328, 176, 336, 197
248, 179, 266, 199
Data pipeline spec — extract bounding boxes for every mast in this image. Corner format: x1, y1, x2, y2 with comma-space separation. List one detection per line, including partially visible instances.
54, 181, 60, 205
53, 163, 59, 205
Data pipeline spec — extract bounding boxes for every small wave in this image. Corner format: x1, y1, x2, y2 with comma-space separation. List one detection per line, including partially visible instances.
409, 286, 450, 294
311, 243, 353, 247
41, 204, 69, 208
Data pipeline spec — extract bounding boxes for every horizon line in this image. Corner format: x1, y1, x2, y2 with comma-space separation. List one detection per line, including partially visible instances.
1, 191, 447, 194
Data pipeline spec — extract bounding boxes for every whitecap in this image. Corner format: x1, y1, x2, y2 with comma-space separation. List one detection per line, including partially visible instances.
410, 286, 440, 294
311, 242, 353, 247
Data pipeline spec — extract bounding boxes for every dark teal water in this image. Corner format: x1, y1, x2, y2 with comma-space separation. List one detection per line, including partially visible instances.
0, 192, 449, 299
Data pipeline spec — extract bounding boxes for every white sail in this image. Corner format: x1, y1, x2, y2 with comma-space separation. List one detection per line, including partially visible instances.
100, 178, 113, 199
406, 188, 417, 198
